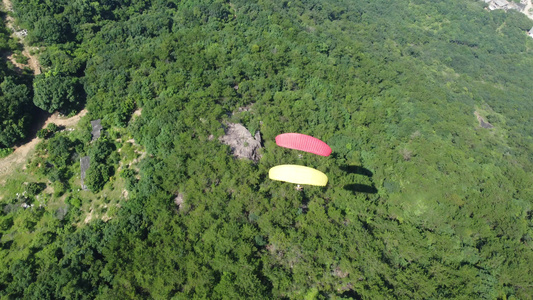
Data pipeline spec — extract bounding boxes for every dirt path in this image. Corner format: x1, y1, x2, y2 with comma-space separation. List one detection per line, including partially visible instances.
1, 0, 42, 75
22, 48, 41, 74
2, 0, 13, 21
0, 110, 88, 178
0, 0, 74, 181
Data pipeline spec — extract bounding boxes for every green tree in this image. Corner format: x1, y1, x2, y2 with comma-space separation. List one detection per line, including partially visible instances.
85, 164, 112, 192
25, 182, 45, 196
0, 76, 32, 147
33, 74, 81, 113
29, 16, 67, 44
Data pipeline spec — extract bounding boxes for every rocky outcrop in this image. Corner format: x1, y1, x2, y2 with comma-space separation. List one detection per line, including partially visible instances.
90, 119, 102, 141
484, 0, 524, 11
474, 111, 494, 129
219, 123, 262, 162
483, 0, 533, 20
80, 156, 90, 190
174, 193, 185, 211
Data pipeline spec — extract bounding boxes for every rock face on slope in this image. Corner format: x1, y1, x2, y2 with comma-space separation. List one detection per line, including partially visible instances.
174, 193, 185, 211
482, 0, 533, 20
474, 111, 494, 129
219, 123, 262, 162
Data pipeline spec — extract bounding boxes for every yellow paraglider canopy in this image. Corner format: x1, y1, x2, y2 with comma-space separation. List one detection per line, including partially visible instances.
269, 165, 328, 186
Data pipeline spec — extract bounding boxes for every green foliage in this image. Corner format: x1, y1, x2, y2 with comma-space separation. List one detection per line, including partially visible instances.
2, 0, 533, 299
66, 196, 82, 209
52, 180, 65, 197
85, 164, 111, 192
120, 168, 138, 192
89, 138, 115, 164
47, 135, 73, 168
0, 76, 33, 147
14, 52, 29, 64
116, 98, 136, 126
46, 123, 58, 133
84, 138, 117, 192
119, 141, 136, 163
0, 147, 14, 158
0, 215, 14, 231
29, 16, 67, 44
36, 122, 59, 139
0, 20, 34, 148
34, 133, 83, 192
24, 182, 45, 196
36, 128, 49, 139
33, 73, 82, 113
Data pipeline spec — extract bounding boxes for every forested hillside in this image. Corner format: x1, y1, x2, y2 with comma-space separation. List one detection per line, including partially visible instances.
0, 10, 34, 151
1, 0, 532, 298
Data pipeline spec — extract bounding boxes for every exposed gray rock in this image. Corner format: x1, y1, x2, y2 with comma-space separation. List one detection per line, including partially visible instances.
474, 111, 494, 129
174, 193, 185, 211
80, 156, 90, 190
484, 0, 533, 21
219, 123, 262, 162
14, 29, 27, 37
90, 119, 102, 141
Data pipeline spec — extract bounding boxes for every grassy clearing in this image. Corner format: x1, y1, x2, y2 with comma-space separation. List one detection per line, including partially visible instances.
1, 120, 145, 257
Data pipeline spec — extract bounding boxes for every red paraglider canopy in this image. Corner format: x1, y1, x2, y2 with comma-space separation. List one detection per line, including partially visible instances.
275, 133, 332, 156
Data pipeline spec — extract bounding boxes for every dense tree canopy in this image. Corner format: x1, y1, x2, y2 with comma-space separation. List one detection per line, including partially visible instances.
0, 76, 31, 147
33, 73, 82, 113
0, 19, 34, 148
85, 137, 117, 192
1, 0, 533, 298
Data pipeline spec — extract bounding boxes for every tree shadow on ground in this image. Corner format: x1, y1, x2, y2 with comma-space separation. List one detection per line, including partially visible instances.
15, 107, 50, 146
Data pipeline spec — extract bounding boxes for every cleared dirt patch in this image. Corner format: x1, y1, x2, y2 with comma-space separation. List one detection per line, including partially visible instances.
0, 110, 88, 179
